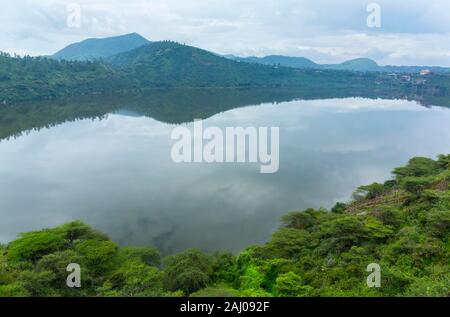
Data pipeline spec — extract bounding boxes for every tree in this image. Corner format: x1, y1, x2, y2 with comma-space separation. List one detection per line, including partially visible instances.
16, 270, 57, 297
267, 228, 311, 259
275, 272, 313, 297
353, 183, 385, 201
425, 209, 450, 238
56, 221, 109, 243
120, 246, 160, 267
400, 176, 434, 194
36, 250, 92, 296
239, 265, 265, 291
331, 202, 347, 214
393, 157, 439, 179
211, 251, 236, 284
0, 283, 30, 297
75, 240, 119, 275
318, 216, 370, 253
7, 230, 66, 263
163, 249, 213, 294
108, 259, 164, 297
281, 209, 317, 230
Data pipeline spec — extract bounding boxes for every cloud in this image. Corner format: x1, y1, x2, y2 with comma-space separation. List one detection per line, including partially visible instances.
0, 0, 449, 66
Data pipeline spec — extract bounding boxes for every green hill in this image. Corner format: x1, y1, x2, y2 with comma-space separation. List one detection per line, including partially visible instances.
106, 41, 309, 88
1, 41, 450, 105
229, 54, 450, 74
324, 58, 380, 71
0, 52, 129, 102
47, 33, 450, 73
226, 55, 381, 72
51, 33, 150, 61
227, 55, 318, 69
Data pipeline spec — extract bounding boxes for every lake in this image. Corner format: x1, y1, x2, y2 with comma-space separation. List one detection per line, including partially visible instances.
0, 92, 449, 254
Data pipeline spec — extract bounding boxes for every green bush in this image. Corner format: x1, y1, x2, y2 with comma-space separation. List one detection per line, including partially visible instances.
7, 230, 66, 263
120, 246, 160, 267
163, 249, 213, 294
275, 272, 313, 297
75, 240, 119, 275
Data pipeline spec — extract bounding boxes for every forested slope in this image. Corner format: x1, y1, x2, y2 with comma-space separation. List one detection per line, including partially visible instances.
1, 43, 449, 106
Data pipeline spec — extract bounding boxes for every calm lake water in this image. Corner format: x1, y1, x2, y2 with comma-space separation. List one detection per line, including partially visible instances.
0, 95, 449, 254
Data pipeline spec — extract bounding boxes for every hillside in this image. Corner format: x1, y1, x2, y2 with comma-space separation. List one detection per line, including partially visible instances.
52, 33, 150, 61
227, 55, 450, 74
323, 58, 380, 71
227, 55, 318, 69
106, 41, 310, 88
1, 41, 450, 105
0, 43, 330, 102
0, 154, 448, 297
0, 52, 130, 102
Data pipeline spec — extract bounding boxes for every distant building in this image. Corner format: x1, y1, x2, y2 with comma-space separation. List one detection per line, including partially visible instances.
420, 69, 432, 76
400, 75, 411, 82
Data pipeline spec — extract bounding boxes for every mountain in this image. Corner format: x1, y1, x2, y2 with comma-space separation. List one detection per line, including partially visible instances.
226, 55, 382, 71
106, 41, 309, 88
1, 43, 311, 102
324, 58, 450, 73
226, 55, 450, 74
226, 55, 318, 69
0, 52, 129, 102
51, 33, 150, 61
323, 58, 379, 71
2, 41, 450, 105
49, 33, 450, 73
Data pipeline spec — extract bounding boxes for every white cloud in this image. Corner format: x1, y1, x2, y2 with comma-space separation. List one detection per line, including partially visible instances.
0, 0, 449, 66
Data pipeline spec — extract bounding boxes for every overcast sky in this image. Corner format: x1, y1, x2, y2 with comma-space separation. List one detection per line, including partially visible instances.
1, 0, 449, 66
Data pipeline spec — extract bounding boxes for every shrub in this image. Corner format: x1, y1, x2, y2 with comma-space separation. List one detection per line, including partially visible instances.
7, 230, 66, 263
120, 246, 160, 267
275, 272, 313, 297
163, 249, 213, 294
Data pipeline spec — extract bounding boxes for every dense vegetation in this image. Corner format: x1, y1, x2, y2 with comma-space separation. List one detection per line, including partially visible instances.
227, 55, 319, 69
0, 155, 448, 297
228, 55, 450, 74
0, 52, 131, 103
107, 41, 312, 88
1, 41, 450, 105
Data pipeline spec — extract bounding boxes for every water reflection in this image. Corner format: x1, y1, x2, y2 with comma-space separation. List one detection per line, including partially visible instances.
0, 96, 449, 254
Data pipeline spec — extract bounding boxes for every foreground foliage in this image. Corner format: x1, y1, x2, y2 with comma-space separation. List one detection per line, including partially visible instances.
0, 155, 449, 297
